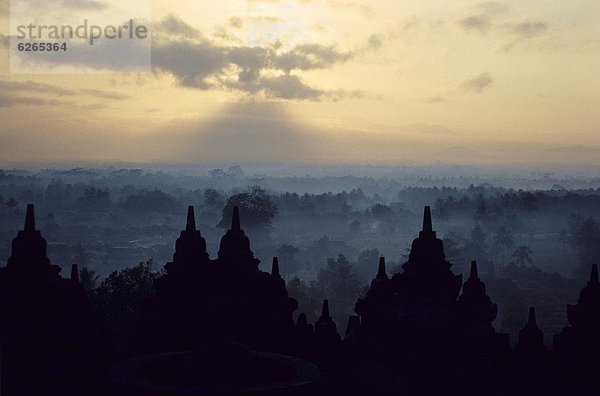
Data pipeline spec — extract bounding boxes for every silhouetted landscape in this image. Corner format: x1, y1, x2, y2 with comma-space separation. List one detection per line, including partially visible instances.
1, 164, 600, 395
3, 0, 600, 393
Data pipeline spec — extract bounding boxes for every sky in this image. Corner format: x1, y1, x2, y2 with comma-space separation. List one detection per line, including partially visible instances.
0, 0, 599, 165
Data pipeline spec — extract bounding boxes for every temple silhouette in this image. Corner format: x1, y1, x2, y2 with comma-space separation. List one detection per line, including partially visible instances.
138, 205, 297, 354
0, 205, 110, 394
554, 264, 600, 364
2, 204, 600, 395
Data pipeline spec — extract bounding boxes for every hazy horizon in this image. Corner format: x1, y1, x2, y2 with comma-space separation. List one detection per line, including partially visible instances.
2, 162, 600, 186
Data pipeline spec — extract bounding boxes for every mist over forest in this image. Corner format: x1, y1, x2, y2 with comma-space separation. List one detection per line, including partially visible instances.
1, 163, 599, 345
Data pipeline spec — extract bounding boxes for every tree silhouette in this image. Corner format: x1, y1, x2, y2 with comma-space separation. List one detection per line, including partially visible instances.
276, 244, 300, 274
208, 168, 228, 178
370, 204, 393, 220
493, 226, 515, 268
287, 276, 322, 323
512, 245, 533, 267
203, 188, 226, 208
471, 224, 486, 246
6, 197, 17, 208
519, 191, 538, 211
95, 261, 160, 327
433, 198, 448, 221
569, 217, 600, 277
218, 186, 278, 229
474, 193, 487, 219
316, 254, 364, 326
79, 266, 100, 292
123, 190, 181, 213
76, 187, 111, 210
355, 249, 381, 280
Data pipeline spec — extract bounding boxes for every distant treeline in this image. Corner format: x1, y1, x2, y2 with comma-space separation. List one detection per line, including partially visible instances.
1, 167, 599, 345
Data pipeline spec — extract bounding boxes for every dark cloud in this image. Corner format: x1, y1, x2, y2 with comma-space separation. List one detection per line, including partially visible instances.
498, 21, 548, 52
0, 93, 63, 108
367, 34, 383, 49
78, 89, 130, 100
18, 36, 151, 72
149, 16, 362, 101
259, 75, 322, 100
460, 73, 493, 93
506, 21, 547, 38
156, 14, 201, 38
152, 39, 359, 100
458, 2, 548, 43
151, 41, 265, 89
459, 15, 492, 32
0, 79, 131, 104
0, 80, 75, 96
8, 15, 370, 101
271, 44, 353, 72
458, 2, 506, 32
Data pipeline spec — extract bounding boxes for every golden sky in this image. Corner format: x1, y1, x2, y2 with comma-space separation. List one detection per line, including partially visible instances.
0, 0, 599, 165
